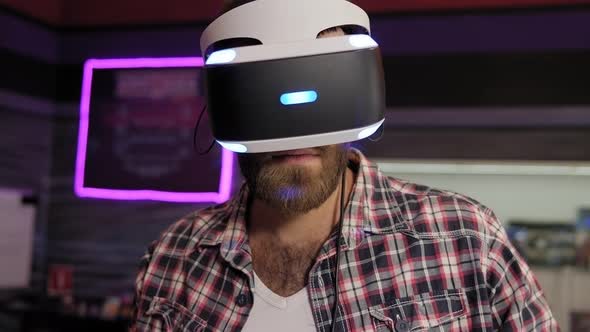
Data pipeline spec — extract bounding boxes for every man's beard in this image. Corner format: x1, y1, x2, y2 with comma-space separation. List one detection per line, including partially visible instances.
238, 145, 348, 217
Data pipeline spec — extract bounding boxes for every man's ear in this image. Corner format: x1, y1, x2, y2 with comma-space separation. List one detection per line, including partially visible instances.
317, 27, 346, 38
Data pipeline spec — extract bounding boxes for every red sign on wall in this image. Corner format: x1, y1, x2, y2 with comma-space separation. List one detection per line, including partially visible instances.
47, 264, 74, 297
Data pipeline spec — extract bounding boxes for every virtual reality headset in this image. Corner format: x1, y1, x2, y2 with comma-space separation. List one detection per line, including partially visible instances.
200, 0, 385, 153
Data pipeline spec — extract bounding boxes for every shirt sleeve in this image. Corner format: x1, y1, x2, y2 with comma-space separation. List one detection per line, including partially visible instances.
483, 210, 560, 331
129, 241, 156, 332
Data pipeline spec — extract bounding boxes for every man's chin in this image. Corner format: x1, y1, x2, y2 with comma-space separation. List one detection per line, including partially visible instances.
240, 144, 348, 216
258, 186, 325, 216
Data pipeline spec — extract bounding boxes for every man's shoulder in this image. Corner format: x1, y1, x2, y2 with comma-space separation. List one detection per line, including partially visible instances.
382, 175, 504, 240
150, 201, 233, 255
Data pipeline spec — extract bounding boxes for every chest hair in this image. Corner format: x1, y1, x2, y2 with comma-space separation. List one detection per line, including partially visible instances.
250, 237, 326, 297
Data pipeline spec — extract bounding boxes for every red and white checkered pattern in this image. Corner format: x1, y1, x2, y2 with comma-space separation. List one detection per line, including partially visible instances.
132, 149, 558, 331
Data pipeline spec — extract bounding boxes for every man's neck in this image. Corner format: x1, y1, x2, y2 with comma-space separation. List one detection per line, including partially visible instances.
247, 167, 356, 246
245, 167, 356, 296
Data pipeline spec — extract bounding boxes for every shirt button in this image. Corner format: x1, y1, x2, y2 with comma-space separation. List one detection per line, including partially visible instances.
236, 293, 249, 307
395, 318, 410, 332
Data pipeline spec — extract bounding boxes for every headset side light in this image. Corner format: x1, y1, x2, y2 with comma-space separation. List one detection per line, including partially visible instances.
349, 35, 378, 48
218, 141, 248, 153
206, 49, 237, 65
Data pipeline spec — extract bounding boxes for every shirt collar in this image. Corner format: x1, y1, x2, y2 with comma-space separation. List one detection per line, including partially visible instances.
342, 149, 409, 249
195, 148, 409, 252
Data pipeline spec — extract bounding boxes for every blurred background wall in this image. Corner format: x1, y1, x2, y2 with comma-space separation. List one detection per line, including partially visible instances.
0, 0, 589, 331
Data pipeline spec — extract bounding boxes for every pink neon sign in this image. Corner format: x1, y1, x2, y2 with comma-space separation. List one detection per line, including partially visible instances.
74, 57, 233, 203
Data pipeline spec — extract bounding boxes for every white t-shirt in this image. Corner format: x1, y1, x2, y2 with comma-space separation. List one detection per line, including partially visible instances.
241, 272, 317, 331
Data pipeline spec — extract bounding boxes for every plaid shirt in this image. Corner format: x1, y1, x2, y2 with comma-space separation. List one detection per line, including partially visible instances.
132, 149, 558, 331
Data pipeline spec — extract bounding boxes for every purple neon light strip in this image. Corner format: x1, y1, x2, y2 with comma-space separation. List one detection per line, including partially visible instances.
74, 57, 233, 203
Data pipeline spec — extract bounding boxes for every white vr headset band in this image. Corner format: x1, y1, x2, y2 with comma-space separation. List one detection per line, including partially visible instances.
200, 0, 372, 56
205, 34, 378, 65
218, 120, 384, 153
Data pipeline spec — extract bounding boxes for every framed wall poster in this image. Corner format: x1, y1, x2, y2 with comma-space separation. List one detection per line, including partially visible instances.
75, 58, 234, 203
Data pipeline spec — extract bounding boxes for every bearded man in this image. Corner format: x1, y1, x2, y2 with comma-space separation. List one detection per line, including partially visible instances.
131, 1, 558, 331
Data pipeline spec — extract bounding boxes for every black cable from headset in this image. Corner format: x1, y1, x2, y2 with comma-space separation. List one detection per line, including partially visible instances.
330, 169, 347, 332
193, 103, 216, 155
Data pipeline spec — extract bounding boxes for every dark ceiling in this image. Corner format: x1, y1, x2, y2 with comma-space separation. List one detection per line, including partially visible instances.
0, 0, 588, 27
